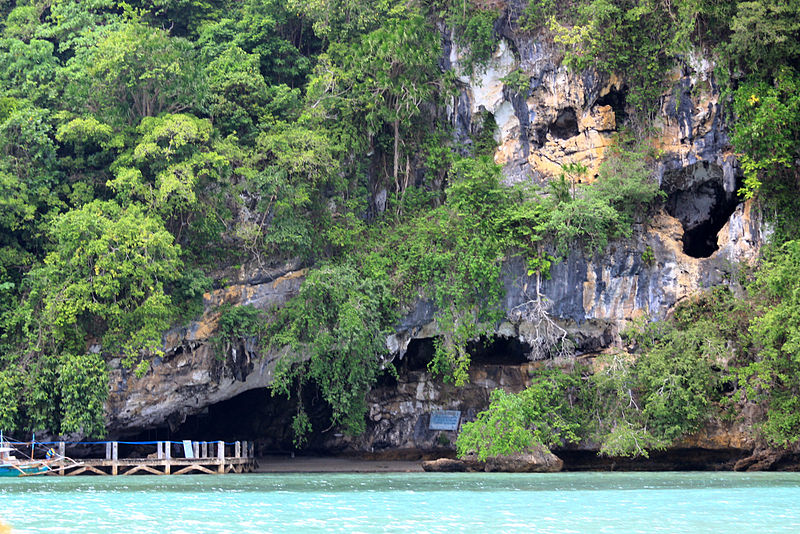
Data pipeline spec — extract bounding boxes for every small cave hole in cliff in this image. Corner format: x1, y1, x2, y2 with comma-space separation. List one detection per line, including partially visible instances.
549, 107, 579, 140
663, 162, 741, 258
596, 86, 628, 129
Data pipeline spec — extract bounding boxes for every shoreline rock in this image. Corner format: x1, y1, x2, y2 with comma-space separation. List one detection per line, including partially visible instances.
422, 449, 564, 473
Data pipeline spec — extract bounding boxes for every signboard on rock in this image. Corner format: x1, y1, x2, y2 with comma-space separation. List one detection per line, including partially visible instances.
429, 410, 461, 431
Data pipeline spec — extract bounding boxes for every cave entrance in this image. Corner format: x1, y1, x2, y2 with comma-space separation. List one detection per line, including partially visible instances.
394, 336, 532, 372
596, 86, 628, 129
468, 336, 533, 365
663, 162, 740, 258
130, 385, 336, 454
549, 107, 579, 140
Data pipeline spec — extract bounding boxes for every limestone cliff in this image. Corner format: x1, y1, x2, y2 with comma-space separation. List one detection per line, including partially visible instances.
105, 26, 770, 467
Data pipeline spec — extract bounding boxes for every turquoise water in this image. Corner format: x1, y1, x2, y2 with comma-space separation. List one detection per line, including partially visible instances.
2, 472, 800, 533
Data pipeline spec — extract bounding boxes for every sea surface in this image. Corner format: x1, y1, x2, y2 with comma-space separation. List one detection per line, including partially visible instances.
1, 471, 799, 533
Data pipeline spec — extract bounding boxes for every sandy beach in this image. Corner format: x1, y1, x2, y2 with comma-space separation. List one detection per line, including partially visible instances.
254, 455, 425, 473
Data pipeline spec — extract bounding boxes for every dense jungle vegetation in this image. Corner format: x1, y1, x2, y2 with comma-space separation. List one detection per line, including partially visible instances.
0, 0, 798, 455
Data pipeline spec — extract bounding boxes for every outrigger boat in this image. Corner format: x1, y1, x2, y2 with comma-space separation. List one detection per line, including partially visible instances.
0, 446, 52, 477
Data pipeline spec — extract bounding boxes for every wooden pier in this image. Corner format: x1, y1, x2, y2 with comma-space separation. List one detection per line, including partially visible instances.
45, 441, 256, 476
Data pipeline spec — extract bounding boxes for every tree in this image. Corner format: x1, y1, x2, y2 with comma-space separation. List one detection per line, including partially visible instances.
204, 46, 269, 139
456, 369, 581, 461
269, 264, 396, 443
0, 38, 59, 106
309, 14, 443, 193
728, 0, 800, 75
741, 240, 800, 446
30, 200, 182, 368
109, 113, 230, 250
67, 20, 203, 126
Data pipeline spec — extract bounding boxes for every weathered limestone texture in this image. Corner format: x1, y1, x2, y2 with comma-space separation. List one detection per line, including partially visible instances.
105, 26, 767, 464
105, 264, 306, 434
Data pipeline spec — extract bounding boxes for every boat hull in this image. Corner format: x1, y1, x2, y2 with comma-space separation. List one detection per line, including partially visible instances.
0, 464, 50, 477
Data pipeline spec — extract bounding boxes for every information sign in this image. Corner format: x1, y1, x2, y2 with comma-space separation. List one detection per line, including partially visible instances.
429, 410, 461, 431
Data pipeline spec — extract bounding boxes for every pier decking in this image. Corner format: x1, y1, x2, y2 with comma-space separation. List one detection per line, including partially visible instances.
45, 441, 256, 476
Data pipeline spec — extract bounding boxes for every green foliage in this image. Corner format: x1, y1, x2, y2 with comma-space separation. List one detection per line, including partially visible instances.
456, 368, 581, 460
0, 367, 21, 429
0, 38, 59, 105
727, 0, 800, 76
308, 14, 444, 188
247, 121, 340, 259
197, 0, 313, 86
461, 289, 743, 459
56, 352, 108, 436
65, 20, 203, 126
212, 303, 265, 359
289, 0, 409, 43
740, 240, 800, 446
732, 68, 800, 244
641, 245, 654, 265
500, 69, 531, 95
268, 264, 397, 438
542, 144, 662, 256
520, 0, 560, 30
31, 200, 182, 365
552, 0, 675, 119
0, 0, 791, 449
427, 1, 499, 72
204, 46, 269, 139
587, 291, 739, 457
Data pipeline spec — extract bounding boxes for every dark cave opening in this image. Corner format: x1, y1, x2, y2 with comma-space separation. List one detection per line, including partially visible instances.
468, 336, 532, 366
680, 191, 738, 258
393, 336, 532, 372
396, 338, 436, 372
130, 384, 336, 454
663, 162, 741, 258
549, 107, 579, 140
595, 86, 628, 129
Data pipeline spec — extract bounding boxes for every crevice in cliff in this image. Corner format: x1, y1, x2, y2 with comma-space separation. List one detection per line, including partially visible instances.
663, 161, 740, 258
397, 339, 436, 372
549, 107, 578, 140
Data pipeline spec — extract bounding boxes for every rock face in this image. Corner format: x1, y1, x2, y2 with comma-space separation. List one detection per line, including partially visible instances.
105, 264, 306, 434
104, 24, 769, 466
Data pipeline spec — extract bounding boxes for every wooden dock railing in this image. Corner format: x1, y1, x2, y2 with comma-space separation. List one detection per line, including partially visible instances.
47, 440, 256, 476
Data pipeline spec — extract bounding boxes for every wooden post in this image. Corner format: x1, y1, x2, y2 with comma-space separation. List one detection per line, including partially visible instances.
157, 441, 164, 460
165, 441, 171, 475
193, 441, 199, 459
105, 442, 112, 460
111, 442, 118, 476
242, 441, 248, 458
201, 441, 208, 459
58, 442, 66, 476
217, 441, 225, 474
235, 441, 241, 458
